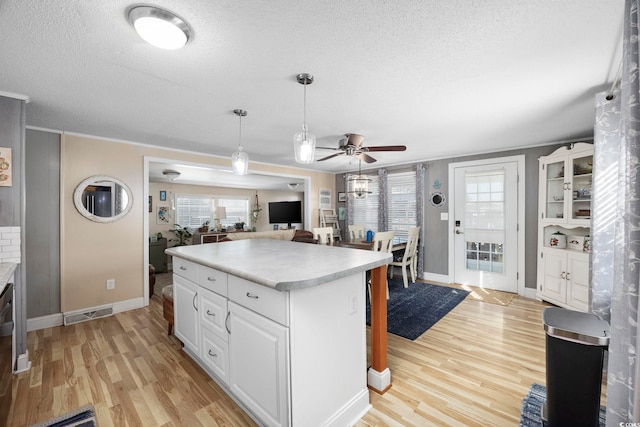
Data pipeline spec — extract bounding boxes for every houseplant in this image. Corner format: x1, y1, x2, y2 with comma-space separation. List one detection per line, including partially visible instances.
198, 220, 210, 232
169, 224, 193, 246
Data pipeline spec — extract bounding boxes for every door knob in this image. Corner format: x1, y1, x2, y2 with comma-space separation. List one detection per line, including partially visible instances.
455, 229, 463, 235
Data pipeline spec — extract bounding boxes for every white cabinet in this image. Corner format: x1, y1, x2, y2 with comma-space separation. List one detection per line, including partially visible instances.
537, 143, 592, 312
173, 275, 199, 353
229, 301, 289, 427
199, 287, 229, 385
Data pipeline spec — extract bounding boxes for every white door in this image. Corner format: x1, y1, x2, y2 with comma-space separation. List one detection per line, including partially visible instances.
452, 160, 519, 292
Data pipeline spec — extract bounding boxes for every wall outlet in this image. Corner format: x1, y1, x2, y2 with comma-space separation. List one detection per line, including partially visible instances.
106, 279, 115, 290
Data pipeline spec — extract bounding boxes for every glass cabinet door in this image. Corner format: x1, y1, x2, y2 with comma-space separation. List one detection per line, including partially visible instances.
543, 159, 566, 222
569, 154, 592, 223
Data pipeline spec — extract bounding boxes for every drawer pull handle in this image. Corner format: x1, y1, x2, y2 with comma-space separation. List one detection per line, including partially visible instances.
180, 266, 187, 270
208, 350, 217, 358
560, 271, 566, 279
246, 292, 259, 299
207, 277, 216, 282
193, 293, 198, 311
566, 272, 571, 280
225, 311, 231, 334
206, 310, 215, 317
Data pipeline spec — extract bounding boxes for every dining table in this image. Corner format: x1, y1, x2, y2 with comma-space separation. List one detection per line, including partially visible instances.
332, 238, 407, 394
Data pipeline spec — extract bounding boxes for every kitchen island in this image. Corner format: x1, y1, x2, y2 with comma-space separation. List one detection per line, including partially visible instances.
165, 239, 392, 427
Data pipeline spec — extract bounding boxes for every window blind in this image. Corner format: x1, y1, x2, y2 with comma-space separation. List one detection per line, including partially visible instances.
175, 194, 215, 228
387, 171, 417, 243
351, 175, 379, 233
217, 197, 249, 227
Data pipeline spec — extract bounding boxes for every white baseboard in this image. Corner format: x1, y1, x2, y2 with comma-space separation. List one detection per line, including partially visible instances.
422, 272, 451, 284
27, 297, 146, 331
15, 350, 31, 373
524, 287, 538, 299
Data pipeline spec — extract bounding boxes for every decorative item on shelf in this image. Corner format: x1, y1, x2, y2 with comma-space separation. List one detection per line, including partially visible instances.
235, 221, 245, 231
583, 235, 591, 253
231, 109, 249, 175
552, 195, 564, 201
574, 161, 593, 175
198, 220, 210, 232
549, 231, 567, 248
293, 73, 316, 163
577, 188, 591, 198
575, 209, 591, 217
567, 235, 585, 251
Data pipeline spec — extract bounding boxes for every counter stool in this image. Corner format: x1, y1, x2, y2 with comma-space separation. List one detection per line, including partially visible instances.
162, 285, 174, 335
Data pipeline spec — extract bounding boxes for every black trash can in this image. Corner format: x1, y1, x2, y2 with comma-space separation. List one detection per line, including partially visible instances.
542, 307, 610, 427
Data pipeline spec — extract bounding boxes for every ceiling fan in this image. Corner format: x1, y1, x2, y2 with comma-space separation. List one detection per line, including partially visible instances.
316, 133, 406, 163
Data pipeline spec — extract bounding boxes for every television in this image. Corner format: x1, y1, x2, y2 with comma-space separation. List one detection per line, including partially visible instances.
268, 201, 302, 229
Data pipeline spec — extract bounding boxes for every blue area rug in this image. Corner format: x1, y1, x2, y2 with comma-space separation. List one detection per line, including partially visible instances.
366, 279, 469, 340
30, 405, 97, 427
520, 383, 606, 426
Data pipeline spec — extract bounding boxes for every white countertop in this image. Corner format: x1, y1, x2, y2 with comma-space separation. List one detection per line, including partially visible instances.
165, 239, 392, 291
0, 263, 17, 295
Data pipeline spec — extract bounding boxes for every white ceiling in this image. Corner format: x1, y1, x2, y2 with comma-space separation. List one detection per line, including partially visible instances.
0, 1, 624, 175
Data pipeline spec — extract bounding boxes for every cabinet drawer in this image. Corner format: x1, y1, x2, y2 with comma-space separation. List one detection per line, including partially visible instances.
229, 276, 288, 326
198, 265, 227, 296
199, 287, 228, 341
173, 257, 198, 283
201, 328, 229, 386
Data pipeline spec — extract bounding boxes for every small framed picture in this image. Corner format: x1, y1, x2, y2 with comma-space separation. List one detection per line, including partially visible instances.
148, 196, 152, 213
159, 190, 167, 201
273, 224, 279, 230
338, 192, 346, 202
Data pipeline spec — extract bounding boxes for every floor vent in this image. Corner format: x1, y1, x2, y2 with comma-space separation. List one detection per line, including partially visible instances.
63, 305, 113, 325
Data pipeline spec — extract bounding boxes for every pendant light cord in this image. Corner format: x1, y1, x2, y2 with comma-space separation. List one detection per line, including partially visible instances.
238, 113, 242, 148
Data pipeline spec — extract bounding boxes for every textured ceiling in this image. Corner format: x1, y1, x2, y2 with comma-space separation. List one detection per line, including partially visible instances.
0, 0, 625, 174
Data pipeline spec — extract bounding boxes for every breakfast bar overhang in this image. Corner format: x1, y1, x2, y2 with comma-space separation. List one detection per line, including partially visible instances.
166, 239, 393, 426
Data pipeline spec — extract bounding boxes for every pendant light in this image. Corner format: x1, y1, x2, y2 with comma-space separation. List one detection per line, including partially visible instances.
347, 160, 372, 199
231, 109, 249, 175
128, 6, 192, 50
293, 73, 316, 163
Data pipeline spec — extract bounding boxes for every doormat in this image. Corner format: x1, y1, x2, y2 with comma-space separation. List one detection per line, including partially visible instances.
366, 279, 469, 340
30, 405, 97, 427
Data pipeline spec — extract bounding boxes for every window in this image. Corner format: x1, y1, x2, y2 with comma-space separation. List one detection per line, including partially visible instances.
175, 194, 215, 228
217, 197, 249, 227
351, 175, 379, 233
387, 171, 416, 243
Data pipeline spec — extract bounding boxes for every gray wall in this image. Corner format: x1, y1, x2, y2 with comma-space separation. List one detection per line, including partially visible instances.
336, 143, 576, 289
25, 129, 60, 318
0, 95, 26, 359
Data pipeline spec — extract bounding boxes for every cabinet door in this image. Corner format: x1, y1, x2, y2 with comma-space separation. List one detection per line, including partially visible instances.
229, 302, 289, 427
539, 249, 567, 304
173, 275, 199, 353
201, 328, 229, 386
567, 252, 590, 311
567, 152, 592, 225
540, 158, 567, 223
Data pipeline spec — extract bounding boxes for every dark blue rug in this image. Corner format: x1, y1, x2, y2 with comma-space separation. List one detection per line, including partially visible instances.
366, 279, 469, 340
520, 383, 606, 426
30, 405, 96, 427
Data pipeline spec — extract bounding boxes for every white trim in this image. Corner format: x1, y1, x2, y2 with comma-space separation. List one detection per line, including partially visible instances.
27, 313, 63, 331
113, 297, 144, 313
524, 287, 538, 300
367, 367, 391, 393
448, 155, 526, 296
422, 272, 451, 284
0, 91, 30, 102
15, 350, 31, 373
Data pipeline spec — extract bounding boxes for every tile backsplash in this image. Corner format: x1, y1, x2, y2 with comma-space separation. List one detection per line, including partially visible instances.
0, 226, 21, 263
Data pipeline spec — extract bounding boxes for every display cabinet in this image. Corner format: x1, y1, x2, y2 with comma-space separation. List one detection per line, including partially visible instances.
537, 143, 593, 312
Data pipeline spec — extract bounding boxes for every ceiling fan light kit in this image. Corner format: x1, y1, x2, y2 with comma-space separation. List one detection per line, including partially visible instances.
128, 5, 192, 50
231, 109, 249, 175
293, 73, 316, 163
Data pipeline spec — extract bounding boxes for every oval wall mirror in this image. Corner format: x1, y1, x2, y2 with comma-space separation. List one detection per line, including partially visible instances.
73, 175, 133, 223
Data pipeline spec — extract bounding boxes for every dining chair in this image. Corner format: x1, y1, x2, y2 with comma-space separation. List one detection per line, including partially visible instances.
348, 224, 365, 241
389, 226, 421, 288
368, 230, 395, 301
312, 227, 334, 245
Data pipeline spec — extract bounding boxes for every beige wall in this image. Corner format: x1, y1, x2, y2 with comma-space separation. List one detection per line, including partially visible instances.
61, 134, 335, 312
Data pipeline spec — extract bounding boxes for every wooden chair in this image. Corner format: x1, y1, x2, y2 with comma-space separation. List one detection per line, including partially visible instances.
348, 224, 365, 241
312, 227, 334, 244
369, 230, 395, 301
389, 227, 421, 288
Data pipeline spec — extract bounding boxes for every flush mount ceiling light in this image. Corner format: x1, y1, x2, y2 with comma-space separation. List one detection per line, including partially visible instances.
287, 183, 300, 190
231, 109, 249, 175
293, 73, 316, 163
128, 5, 192, 50
347, 160, 372, 199
162, 170, 181, 181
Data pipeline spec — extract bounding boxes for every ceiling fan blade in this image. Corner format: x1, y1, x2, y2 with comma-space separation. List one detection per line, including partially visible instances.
347, 133, 364, 147
357, 153, 377, 163
316, 146, 342, 150
362, 145, 407, 152
316, 152, 345, 162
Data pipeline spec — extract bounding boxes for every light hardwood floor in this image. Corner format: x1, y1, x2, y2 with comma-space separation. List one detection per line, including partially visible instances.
8, 290, 550, 426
